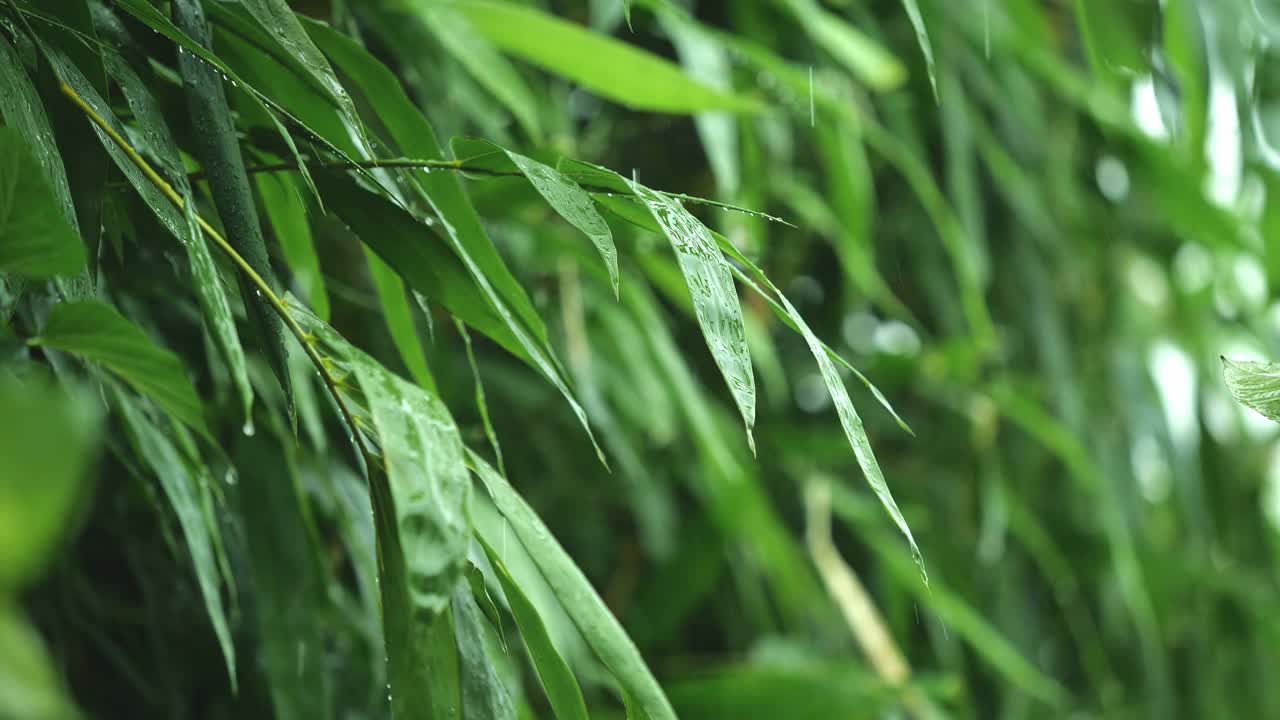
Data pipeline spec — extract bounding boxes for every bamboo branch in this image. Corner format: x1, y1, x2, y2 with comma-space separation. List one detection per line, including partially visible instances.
60, 81, 375, 467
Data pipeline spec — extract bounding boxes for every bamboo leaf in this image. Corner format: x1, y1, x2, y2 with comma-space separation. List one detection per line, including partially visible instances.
306, 21, 608, 467
256, 171, 329, 321
364, 248, 437, 392
73, 41, 255, 430
452, 137, 619, 296
478, 537, 590, 720
287, 299, 471, 720
897, 0, 938, 99
1222, 357, 1280, 422
0, 128, 85, 278
111, 387, 234, 689
625, 178, 757, 454
422, 8, 544, 142
435, 0, 760, 113
173, 0, 293, 420
34, 301, 206, 436
774, 0, 905, 91
452, 583, 517, 720
468, 451, 677, 720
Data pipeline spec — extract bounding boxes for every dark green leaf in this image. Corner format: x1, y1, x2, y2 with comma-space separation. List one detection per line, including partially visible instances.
34, 301, 206, 435
0, 128, 85, 278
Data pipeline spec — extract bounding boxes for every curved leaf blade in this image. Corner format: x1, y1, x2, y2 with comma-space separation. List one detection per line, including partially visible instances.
468, 451, 677, 720
1223, 357, 1280, 422
441, 0, 759, 113
0, 128, 84, 278
35, 301, 206, 435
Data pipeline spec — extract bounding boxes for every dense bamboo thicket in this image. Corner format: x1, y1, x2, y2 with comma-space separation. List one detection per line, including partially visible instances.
4, 1, 1280, 718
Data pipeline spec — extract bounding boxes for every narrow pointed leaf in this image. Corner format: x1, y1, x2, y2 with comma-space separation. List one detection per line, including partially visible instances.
364, 248, 437, 392
257, 171, 329, 321
438, 0, 759, 113
77, 43, 254, 428
625, 178, 756, 454
421, 8, 544, 142
0, 128, 84, 278
287, 300, 471, 720
35, 301, 206, 436
173, 0, 292, 419
306, 22, 607, 466
453, 583, 517, 720
774, 0, 905, 91
468, 451, 677, 720
112, 388, 234, 688
898, 0, 938, 99
478, 537, 590, 720
453, 137, 618, 295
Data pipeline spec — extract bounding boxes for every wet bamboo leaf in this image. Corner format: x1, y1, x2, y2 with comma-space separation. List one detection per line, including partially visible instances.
34, 301, 206, 436
0, 128, 84, 278
111, 387, 234, 689
173, 0, 293, 420
468, 451, 677, 720
625, 178, 757, 454
306, 21, 607, 467
774, 0, 905, 91
478, 537, 589, 720
287, 300, 471, 720
452, 583, 516, 720
453, 137, 618, 295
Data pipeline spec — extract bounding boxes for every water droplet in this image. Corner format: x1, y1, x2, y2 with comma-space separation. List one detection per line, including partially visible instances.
243, 418, 256, 436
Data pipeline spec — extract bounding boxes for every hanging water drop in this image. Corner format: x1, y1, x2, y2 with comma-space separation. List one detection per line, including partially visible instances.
243, 417, 255, 436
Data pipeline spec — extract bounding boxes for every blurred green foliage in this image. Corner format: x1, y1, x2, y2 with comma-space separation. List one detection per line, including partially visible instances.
4, 0, 1280, 719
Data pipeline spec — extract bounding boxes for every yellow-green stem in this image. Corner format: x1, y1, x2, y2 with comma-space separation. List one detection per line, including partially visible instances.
59, 81, 374, 465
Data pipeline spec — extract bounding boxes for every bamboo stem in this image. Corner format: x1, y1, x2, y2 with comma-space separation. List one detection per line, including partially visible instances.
59, 81, 375, 466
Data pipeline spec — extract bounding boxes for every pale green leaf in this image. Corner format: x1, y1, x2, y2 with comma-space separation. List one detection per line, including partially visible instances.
1223, 357, 1280, 423
439, 0, 759, 113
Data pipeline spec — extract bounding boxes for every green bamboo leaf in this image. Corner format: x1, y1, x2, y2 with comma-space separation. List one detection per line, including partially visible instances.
173, 0, 293, 421
774, 0, 905, 91
452, 137, 618, 296
235, 432, 333, 720
111, 387, 234, 689
71, 43, 254, 430
625, 178, 756, 454
34, 301, 206, 436
0, 128, 84, 278
287, 299, 471, 720
467, 451, 677, 720
0, 375, 101, 592
364, 248, 437, 392
256, 171, 329, 321
313, 172, 524, 362
433, 0, 759, 113
1222, 357, 1280, 422
898, 0, 938, 99
305, 21, 608, 467
237, 0, 362, 130
0, 31, 82, 258
478, 537, 590, 720
452, 583, 517, 720
421, 8, 544, 142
